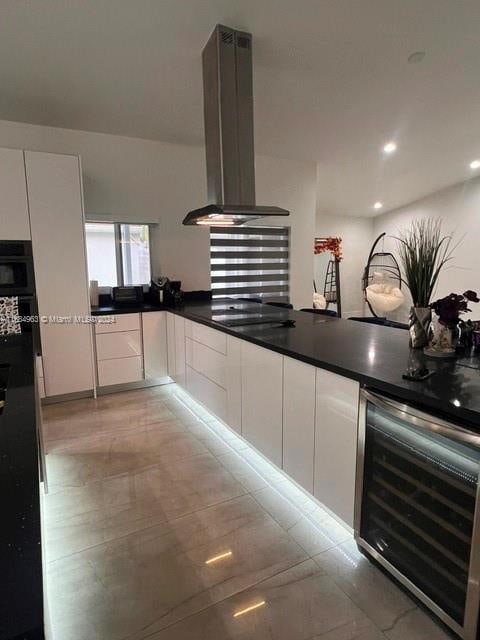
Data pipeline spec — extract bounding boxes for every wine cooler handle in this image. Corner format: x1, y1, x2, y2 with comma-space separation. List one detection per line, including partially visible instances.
362, 389, 480, 448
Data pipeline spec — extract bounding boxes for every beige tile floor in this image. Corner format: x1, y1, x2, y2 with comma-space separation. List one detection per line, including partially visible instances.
42, 384, 453, 640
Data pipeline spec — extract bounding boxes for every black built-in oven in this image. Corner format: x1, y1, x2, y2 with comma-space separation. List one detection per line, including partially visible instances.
0, 240, 41, 352
0, 241, 35, 297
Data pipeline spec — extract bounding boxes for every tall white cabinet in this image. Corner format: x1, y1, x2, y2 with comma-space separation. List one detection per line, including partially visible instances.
25, 151, 94, 397
0, 148, 30, 240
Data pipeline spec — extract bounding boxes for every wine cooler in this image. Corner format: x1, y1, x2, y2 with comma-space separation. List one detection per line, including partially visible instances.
355, 389, 480, 640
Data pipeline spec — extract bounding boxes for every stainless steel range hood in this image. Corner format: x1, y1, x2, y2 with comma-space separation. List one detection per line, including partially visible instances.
183, 25, 289, 226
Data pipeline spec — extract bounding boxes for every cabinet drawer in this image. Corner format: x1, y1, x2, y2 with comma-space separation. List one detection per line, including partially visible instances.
98, 356, 143, 387
95, 313, 140, 334
185, 320, 227, 354
185, 337, 226, 388
186, 365, 227, 421
96, 330, 142, 360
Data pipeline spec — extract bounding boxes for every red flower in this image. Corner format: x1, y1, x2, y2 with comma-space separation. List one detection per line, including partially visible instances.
314, 237, 343, 261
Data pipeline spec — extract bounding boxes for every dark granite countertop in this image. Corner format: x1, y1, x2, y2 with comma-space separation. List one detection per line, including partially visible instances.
91, 303, 167, 316
168, 299, 480, 429
0, 333, 44, 635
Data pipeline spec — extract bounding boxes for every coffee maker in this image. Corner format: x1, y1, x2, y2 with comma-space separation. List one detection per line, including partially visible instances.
150, 278, 183, 306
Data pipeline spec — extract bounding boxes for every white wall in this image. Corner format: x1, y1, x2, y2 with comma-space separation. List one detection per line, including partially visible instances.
373, 177, 480, 321
0, 120, 316, 307
315, 212, 373, 317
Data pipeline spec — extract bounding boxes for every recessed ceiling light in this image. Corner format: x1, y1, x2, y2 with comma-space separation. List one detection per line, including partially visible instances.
373, 202, 383, 210
470, 159, 480, 170
408, 51, 426, 64
383, 141, 397, 154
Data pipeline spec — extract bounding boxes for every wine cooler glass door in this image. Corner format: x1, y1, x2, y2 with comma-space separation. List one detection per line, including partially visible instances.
355, 390, 480, 640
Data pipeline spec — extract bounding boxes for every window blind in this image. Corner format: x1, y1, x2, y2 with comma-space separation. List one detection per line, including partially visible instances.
210, 226, 290, 301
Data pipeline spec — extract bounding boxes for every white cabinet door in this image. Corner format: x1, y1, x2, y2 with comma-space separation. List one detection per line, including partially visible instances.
0, 148, 30, 240
142, 311, 168, 379
166, 312, 186, 387
226, 335, 242, 434
174, 315, 186, 387
95, 313, 140, 334
98, 356, 143, 387
241, 341, 283, 467
166, 312, 176, 378
314, 369, 360, 527
283, 357, 316, 493
96, 330, 142, 360
25, 151, 94, 397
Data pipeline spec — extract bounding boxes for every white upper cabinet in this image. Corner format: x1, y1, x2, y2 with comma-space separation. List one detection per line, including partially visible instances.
283, 356, 316, 493
142, 311, 168, 379
0, 148, 30, 240
25, 151, 94, 397
241, 340, 283, 467
314, 368, 360, 527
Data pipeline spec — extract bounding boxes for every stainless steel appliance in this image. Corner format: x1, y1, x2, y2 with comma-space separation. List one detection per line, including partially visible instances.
183, 25, 289, 226
355, 389, 480, 639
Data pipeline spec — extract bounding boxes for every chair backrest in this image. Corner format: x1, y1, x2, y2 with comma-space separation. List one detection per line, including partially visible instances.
300, 308, 338, 317
264, 301, 293, 309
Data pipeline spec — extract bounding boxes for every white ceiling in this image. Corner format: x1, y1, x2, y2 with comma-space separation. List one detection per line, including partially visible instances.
1, 0, 480, 216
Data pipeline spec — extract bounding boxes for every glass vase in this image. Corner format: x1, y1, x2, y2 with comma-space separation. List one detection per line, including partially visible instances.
409, 307, 431, 349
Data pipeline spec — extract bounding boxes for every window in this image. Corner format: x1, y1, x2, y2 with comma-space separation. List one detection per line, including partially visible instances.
85, 222, 151, 287
210, 226, 290, 301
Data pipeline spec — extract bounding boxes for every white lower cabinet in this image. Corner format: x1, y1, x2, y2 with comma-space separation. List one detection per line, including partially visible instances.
96, 330, 142, 360
163, 318, 361, 529
142, 311, 168, 379
173, 315, 186, 386
283, 357, 316, 493
314, 369, 360, 527
185, 365, 227, 420
241, 341, 283, 467
166, 312, 176, 378
98, 356, 143, 387
225, 336, 242, 434
94, 313, 144, 388
166, 312, 186, 387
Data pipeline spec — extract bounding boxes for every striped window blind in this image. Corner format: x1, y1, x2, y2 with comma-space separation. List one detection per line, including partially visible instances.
210, 226, 290, 301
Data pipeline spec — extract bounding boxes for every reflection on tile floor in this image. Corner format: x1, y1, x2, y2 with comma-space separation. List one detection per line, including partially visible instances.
42, 384, 452, 640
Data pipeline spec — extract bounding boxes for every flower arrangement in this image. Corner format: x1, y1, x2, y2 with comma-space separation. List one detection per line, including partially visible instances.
314, 237, 342, 261
430, 290, 479, 328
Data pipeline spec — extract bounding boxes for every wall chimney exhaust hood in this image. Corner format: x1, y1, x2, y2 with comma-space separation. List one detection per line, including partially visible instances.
183, 25, 289, 226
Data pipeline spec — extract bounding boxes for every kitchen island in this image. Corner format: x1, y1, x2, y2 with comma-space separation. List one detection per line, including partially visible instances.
164, 299, 480, 429
93, 298, 480, 638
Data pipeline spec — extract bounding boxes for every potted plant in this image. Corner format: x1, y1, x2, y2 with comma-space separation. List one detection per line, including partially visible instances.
425, 290, 479, 357
396, 218, 455, 348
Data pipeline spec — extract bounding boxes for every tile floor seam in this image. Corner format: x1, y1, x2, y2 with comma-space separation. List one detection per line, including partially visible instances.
45, 413, 186, 446
309, 552, 418, 634
132, 557, 312, 640
46, 491, 251, 566
45, 450, 211, 494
